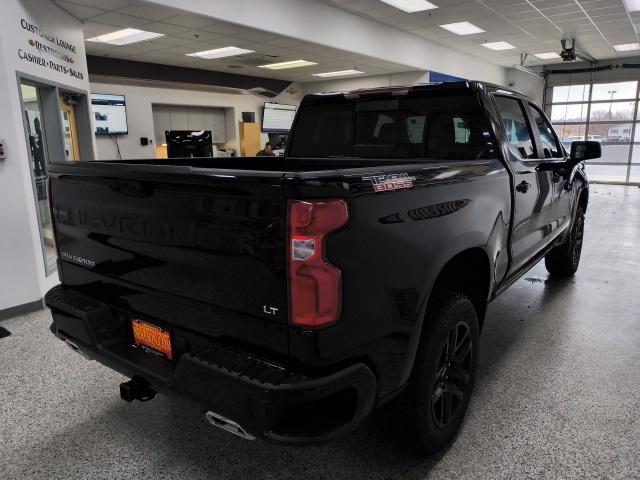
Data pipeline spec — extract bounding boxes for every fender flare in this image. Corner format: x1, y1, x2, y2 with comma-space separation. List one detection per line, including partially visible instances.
397, 244, 493, 390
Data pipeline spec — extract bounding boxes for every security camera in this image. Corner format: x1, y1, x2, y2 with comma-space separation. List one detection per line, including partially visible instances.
560, 38, 576, 62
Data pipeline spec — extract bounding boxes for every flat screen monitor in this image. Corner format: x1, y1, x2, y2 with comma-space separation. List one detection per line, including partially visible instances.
262, 102, 296, 133
91, 93, 128, 135
165, 130, 213, 158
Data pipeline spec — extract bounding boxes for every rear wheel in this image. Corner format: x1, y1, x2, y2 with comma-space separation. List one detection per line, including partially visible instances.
545, 205, 585, 277
377, 290, 479, 454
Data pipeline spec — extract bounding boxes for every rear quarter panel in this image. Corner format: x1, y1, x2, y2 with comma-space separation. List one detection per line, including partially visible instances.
284, 159, 511, 396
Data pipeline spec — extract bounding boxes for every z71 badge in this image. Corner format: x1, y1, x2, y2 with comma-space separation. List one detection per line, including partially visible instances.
362, 173, 416, 192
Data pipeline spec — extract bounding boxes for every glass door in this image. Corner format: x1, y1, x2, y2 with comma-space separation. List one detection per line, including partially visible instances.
546, 81, 640, 184
20, 82, 57, 273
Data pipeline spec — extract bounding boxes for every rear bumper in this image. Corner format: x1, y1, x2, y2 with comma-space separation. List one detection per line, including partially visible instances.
45, 285, 376, 444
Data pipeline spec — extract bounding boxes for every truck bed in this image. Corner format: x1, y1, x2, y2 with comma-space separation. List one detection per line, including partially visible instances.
56, 156, 438, 175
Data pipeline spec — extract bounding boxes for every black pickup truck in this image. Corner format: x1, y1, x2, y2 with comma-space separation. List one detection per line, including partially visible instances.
45, 81, 600, 453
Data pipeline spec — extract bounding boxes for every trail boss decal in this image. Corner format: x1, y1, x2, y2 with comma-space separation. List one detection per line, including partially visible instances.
362, 173, 416, 192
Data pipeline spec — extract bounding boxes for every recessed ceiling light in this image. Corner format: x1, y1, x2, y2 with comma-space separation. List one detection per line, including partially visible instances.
86, 28, 164, 45
312, 69, 365, 78
614, 42, 640, 52
482, 41, 516, 51
187, 47, 254, 59
533, 52, 561, 60
439, 21, 485, 36
379, 0, 438, 13
624, 0, 640, 12
259, 59, 317, 70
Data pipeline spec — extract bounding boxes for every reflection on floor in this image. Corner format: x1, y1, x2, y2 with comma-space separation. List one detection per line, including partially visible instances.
1, 184, 639, 480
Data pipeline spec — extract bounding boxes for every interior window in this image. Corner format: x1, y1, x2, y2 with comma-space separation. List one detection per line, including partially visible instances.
493, 95, 536, 159
529, 104, 563, 158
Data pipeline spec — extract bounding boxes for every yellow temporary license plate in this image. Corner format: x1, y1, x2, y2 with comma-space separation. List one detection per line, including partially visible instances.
131, 319, 172, 360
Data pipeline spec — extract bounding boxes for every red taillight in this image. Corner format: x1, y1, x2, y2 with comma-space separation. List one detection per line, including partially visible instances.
288, 199, 348, 329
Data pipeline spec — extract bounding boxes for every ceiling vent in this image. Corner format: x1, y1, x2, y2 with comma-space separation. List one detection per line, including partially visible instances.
248, 87, 281, 98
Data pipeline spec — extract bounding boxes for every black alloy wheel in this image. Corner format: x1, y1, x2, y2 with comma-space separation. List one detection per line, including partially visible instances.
431, 321, 472, 428
375, 290, 479, 454
570, 210, 584, 267
545, 205, 585, 277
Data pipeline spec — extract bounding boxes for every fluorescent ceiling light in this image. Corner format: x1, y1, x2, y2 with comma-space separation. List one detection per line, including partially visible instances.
614, 42, 640, 52
482, 41, 516, 51
624, 0, 640, 12
533, 52, 561, 60
312, 69, 365, 78
439, 21, 485, 36
86, 28, 164, 45
379, 0, 438, 13
259, 59, 317, 70
187, 46, 254, 59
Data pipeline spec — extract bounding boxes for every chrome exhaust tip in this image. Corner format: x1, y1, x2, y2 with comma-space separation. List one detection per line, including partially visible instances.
205, 411, 255, 440
64, 339, 90, 360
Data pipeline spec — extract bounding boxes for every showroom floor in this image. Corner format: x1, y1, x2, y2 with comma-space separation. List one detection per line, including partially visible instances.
1, 184, 639, 480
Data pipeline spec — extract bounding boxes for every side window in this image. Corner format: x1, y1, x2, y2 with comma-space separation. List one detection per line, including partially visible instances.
529, 104, 563, 158
355, 111, 397, 145
405, 115, 426, 143
453, 117, 471, 143
493, 95, 536, 159
373, 113, 395, 140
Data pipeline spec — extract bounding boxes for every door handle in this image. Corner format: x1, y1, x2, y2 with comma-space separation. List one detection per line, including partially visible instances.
516, 181, 531, 193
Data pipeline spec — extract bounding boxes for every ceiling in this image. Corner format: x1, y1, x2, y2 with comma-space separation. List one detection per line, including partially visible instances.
53, 0, 415, 83
322, 0, 640, 67
53, 0, 640, 82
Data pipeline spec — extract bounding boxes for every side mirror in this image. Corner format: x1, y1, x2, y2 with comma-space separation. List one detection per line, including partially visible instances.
570, 141, 601, 162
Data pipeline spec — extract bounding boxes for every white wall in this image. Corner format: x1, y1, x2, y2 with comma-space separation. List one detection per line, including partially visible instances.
91, 82, 304, 160
0, 0, 90, 311
505, 67, 545, 105
302, 71, 429, 94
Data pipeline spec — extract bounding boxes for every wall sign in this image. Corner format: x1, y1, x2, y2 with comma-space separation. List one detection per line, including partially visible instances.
17, 18, 84, 80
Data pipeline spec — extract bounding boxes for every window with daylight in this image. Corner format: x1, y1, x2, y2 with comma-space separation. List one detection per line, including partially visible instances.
546, 80, 640, 184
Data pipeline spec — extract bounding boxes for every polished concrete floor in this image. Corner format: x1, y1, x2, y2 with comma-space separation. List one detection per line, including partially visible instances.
1, 184, 639, 480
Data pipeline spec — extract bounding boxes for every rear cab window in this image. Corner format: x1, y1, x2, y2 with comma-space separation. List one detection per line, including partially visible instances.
288, 89, 497, 160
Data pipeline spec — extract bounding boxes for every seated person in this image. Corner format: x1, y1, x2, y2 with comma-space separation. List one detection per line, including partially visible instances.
256, 142, 275, 156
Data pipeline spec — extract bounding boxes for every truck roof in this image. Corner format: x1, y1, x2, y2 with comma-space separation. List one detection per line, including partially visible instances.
308, 80, 529, 101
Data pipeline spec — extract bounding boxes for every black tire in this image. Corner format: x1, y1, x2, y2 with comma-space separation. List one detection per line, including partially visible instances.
545, 205, 585, 277
377, 290, 479, 454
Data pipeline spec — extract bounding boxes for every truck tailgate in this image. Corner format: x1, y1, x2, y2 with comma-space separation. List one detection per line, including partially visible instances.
48, 164, 288, 333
